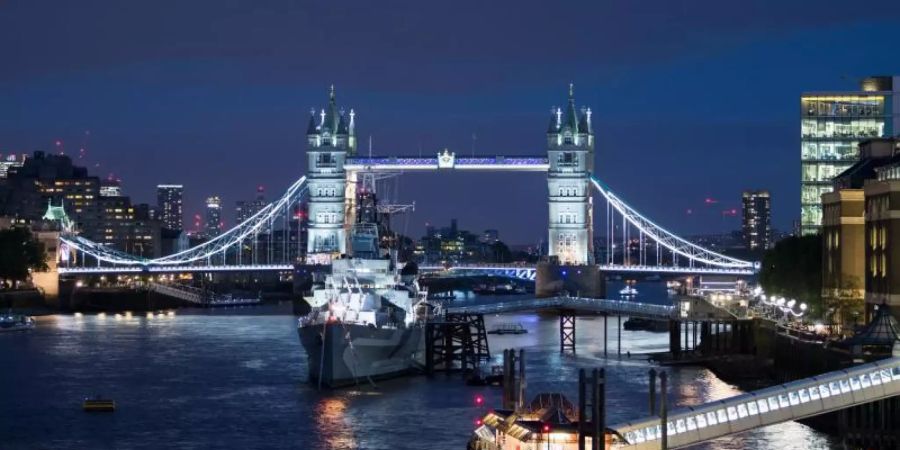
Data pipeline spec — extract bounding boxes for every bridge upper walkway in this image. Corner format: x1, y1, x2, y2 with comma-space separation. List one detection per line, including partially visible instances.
608, 357, 900, 449
445, 296, 677, 320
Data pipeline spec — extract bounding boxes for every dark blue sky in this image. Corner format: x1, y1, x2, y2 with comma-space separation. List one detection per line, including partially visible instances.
3, 1, 900, 244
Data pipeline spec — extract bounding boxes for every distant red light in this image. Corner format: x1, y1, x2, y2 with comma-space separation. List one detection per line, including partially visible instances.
542, 424, 551, 432
474, 418, 483, 426
474, 395, 484, 405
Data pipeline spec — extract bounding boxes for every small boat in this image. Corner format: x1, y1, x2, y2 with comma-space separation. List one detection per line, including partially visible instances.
487, 323, 528, 335
0, 314, 35, 333
619, 286, 638, 296
83, 397, 115, 412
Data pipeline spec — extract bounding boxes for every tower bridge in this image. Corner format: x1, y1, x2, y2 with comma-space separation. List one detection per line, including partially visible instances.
52, 86, 757, 290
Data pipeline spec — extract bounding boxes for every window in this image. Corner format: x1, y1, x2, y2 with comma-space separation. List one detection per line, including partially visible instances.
746, 401, 758, 416
788, 392, 800, 406
727, 407, 738, 421
686, 417, 697, 431
696, 414, 708, 428
798, 389, 810, 403
756, 399, 769, 414
706, 411, 718, 426
717, 409, 728, 423
778, 394, 790, 408
849, 377, 861, 391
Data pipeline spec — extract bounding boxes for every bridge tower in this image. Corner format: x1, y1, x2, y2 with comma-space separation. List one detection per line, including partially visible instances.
546, 84, 594, 264
306, 86, 357, 259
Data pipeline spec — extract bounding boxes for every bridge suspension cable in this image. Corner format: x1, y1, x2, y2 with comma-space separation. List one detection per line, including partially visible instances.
60, 176, 309, 268
591, 176, 755, 270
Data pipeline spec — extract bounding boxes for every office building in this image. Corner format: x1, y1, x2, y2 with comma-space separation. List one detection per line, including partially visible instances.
0, 153, 26, 178
157, 184, 184, 231
100, 179, 122, 197
821, 138, 900, 325
801, 75, 900, 235
205, 196, 222, 238
235, 185, 267, 225
741, 190, 770, 251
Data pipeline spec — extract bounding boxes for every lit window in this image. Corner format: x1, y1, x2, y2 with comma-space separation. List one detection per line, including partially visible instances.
788, 392, 800, 406
809, 387, 821, 401
747, 401, 758, 416
767, 397, 780, 411
675, 419, 686, 433
706, 412, 718, 425
756, 399, 769, 414
849, 378, 861, 391
798, 389, 810, 403
717, 409, 728, 423
696, 414, 708, 428
860, 374, 871, 389
818, 385, 830, 399
778, 394, 790, 408
727, 407, 738, 421
686, 416, 697, 431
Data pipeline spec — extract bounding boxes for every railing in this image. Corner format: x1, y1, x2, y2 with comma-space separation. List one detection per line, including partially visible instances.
446, 296, 676, 319
610, 357, 900, 449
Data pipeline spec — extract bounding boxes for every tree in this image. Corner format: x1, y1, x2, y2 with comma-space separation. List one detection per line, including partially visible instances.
759, 234, 822, 316
0, 227, 48, 287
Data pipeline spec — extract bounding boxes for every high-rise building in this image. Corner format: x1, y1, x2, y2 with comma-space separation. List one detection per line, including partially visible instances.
800, 75, 900, 235
156, 184, 183, 231
204, 196, 222, 238
546, 84, 594, 265
306, 86, 356, 257
741, 190, 770, 251
0, 153, 26, 178
100, 179, 122, 197
235, 185, 267, 225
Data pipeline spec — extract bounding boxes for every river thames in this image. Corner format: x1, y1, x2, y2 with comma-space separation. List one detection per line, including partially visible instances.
1, 283, 838, 449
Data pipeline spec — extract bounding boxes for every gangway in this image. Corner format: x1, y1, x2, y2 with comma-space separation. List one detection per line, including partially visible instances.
609, 357, 900, 449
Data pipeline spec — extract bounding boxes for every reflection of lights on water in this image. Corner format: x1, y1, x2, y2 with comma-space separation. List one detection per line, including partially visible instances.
97, 312, 106, 320
167, 310, 175, 317
124, 311, 132, 319
74, 312, 83, 318
314, 397, 356, 449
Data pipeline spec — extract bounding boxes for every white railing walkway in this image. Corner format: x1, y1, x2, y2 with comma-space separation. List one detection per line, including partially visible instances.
609, 357, 900, 449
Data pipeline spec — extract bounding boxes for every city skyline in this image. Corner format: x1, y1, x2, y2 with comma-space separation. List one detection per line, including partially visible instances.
3, 1, 900, 244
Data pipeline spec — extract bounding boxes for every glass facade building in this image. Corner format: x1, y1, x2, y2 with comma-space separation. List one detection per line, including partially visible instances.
800, 76, 900, 235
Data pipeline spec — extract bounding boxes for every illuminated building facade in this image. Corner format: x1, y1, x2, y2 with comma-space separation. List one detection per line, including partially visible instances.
235, 185, 266, 225
204, 196, 222, 238
156, 184, 184, 231
801, 76, 900, 235
0, 153, 26, 178
741, 190, 770, 251
306, 86, 356, 256
546, 85, 594, 264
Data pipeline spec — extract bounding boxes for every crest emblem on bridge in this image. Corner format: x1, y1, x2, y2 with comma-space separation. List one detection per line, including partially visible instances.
437, 149, 456, 169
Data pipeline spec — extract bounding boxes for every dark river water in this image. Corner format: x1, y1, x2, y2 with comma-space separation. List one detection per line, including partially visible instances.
1, 281, 838, 449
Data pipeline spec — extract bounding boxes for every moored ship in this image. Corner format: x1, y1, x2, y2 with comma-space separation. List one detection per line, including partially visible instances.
298, 225, 435, 388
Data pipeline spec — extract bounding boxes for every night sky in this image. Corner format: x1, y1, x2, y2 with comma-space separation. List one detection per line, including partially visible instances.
3, 1, 900, 245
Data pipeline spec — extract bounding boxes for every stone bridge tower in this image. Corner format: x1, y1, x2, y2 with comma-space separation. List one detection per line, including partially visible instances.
546, 84, 594, 265
305, 86, 356, 258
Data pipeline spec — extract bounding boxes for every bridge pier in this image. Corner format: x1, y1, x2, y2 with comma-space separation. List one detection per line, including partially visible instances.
560, 310, 576, 354
424, 313, 490, 375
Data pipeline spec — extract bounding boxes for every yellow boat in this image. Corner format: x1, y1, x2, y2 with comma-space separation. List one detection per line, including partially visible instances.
83, 397, 115, 412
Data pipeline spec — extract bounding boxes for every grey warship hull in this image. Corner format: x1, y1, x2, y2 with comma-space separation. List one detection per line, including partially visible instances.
299, 322, 424, 388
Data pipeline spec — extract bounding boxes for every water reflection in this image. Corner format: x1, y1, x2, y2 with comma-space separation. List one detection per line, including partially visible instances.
314, 396, 357, 449
0, 286, 841, 450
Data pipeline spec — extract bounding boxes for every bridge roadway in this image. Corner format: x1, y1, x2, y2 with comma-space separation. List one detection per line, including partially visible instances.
58, 262, 756, 276
420, 263, 755, 279
608, 357, 900, 449
445, 296, 677, 320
